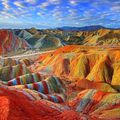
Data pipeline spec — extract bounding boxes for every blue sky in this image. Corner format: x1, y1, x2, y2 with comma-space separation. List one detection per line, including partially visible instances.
0, 0, 120, 29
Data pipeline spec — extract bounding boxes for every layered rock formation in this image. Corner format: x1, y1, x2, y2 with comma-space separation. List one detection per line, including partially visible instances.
14, 28, 120, 50
0, 45, 120, 119
0, 30, 30, 55
1, 28, 120, 57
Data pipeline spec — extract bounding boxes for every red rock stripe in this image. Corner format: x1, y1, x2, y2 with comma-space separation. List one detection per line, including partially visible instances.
55, 95, 64, 103
42, 81, 49, 94
8, 81, 12, 86
16, 77, 21, 85
47, 95, 54, 102
33, 83, 39, 91
37, 73, 42, 81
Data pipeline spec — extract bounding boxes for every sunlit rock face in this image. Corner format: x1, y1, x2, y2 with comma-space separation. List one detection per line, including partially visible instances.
33, 45, 120, 89
1, 45, 120, 120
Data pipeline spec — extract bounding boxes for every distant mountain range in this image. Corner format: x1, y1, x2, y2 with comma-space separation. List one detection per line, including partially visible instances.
56, 25, 120, 31
3, 25, 120, 31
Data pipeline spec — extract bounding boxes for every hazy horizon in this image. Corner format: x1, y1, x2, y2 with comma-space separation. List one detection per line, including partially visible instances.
0, 25, 120, 30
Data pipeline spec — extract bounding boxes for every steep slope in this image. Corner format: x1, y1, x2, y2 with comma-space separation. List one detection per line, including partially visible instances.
13, 27, 120, 48
69, 89, 120, 120
31, 45, 120, 92
0, 45, 120, 119
41, 28, 120, 46
80, 29, 120, 45
34, 35, 63, 49
0, 30, 30, 55
17, 30, 33, 40
44, 28, 120, 46
15, 28, 64, 50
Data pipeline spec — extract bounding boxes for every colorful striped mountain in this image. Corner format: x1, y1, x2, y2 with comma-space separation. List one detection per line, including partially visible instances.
0, 45, 120, 119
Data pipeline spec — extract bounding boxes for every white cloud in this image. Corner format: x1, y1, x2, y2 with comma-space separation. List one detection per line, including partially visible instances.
25, 0, 37, 4
1, 0, 10, 9
37, 12, 45, 17
52, 6, 62, 19
37, 12, 42, 16
40, 0, 60, 9
75, 22, 79, 25
48, 0, 60, 5
40, 2, 49, 9
53, 11, 61, 17
111, 6, 120, 12
69, 0, 78, 6
100, 12, 112, 18
14, 1, 25, 8
0, 11, 16, 19
70, 0, 76, 5
68, 9, 77, 17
